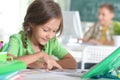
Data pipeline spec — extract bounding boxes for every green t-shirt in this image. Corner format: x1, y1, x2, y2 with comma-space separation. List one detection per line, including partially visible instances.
8, 31, 68, 59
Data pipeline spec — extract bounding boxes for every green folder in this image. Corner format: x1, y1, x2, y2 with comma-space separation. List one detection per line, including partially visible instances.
0, 71, 19, 80
0, 60, 26, 74
81, 47, 120, 78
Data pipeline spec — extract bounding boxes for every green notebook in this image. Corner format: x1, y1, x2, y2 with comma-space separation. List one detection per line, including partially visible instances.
81, 47, 120, 79
0, 60, 26, 74
0, 71, 19, 80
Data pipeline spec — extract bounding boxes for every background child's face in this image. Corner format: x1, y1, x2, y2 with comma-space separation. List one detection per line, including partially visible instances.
31, 18, 60, 45
98, 7, 114, 25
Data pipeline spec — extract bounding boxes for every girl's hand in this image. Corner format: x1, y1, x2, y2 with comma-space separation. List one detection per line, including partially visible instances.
39, 52, 63, 71
38, 62, 47, 69
27, 61, 47, 69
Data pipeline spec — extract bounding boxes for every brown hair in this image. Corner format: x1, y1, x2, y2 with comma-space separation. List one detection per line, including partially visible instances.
22, 0, 63, 53
99, 3, 114, 13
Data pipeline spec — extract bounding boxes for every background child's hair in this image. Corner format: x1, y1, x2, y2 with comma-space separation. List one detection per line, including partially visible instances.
22, 0, 63, 53
99, 3, 114, 13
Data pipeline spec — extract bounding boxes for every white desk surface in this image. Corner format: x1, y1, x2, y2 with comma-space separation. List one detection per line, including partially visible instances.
19, 69, 113, 80
20, 69, 81, 80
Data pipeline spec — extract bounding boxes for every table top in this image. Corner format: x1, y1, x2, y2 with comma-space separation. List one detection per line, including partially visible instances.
19, 69, 112, 80
20, 69, 80, 80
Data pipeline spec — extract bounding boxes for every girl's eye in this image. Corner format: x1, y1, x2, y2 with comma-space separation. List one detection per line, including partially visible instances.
43, 29, 48, 32
53, 31, 57, 33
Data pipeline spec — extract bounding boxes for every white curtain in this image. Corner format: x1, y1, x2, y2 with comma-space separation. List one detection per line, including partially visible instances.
0, 0, 33, 42
0, 0, 20, 42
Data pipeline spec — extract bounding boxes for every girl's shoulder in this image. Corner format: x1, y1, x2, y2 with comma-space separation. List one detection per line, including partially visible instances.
46, 37, 61, 47
10, 31, 23, 41
48, 37, 58, 44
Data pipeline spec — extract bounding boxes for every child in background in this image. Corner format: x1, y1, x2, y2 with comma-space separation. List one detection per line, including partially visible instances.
7, 0, 77, 70
83, 3, 120, 45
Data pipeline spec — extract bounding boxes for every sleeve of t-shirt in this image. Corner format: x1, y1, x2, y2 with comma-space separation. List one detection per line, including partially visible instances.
7, 35, 19, 57
84, 23, 98, 41
52, 39, 68, 59
113, 21, 120, 35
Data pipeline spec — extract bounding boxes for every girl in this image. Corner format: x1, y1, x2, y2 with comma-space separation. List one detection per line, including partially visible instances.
83, 4, 120, 45
7, 0, 77, 70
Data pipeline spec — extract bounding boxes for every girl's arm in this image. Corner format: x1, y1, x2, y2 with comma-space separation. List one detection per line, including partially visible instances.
27, 53, 78, 69
57, 53, 77, 69
7, 52, 63, 70
8, 52, 43, 65
27, 61, 46, 69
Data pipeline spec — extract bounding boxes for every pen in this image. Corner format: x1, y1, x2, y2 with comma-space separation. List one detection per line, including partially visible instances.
0, 41, 3, 50
0, 43, 8, 52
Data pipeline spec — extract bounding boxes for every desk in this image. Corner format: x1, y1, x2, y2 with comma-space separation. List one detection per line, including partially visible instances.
20, 69, 80, 80
19, 69, 112, 80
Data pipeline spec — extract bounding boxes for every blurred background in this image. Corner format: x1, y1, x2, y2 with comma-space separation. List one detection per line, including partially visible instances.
0, 0, 120, 44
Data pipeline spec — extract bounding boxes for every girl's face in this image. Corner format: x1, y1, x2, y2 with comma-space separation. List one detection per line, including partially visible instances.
30, 18, 61, 45
98, 7, 114, 25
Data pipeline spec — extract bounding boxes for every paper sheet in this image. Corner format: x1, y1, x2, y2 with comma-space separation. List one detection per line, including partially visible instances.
20, 69, 83, 80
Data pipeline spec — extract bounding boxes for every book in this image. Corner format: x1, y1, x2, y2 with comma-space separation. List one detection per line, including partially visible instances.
9, 74, 22, 80
0, 71, 19, 80
0, 60, 26, 74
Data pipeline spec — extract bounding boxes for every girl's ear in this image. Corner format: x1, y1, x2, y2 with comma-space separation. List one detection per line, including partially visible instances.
28, 22, 35, 29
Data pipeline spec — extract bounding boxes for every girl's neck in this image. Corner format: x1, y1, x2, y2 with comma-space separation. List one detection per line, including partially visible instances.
27, 31, 38, 46
29, 34, 38, 46
29, 34, 41, 52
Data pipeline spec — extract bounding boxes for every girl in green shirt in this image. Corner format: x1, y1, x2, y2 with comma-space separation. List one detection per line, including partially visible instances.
7, 0, 77, 70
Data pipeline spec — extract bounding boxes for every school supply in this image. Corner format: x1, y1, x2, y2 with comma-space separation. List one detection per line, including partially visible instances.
81, 47, 120, 79
20, 69, 80, 80
0, 43, 9, 52
0, 71, 19, 80
0, 52, 13, 62
0, 41, 3, 50
0, 60, 26, 74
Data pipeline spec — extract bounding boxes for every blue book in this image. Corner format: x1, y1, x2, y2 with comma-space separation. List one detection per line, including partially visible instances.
0, 71, 19, 80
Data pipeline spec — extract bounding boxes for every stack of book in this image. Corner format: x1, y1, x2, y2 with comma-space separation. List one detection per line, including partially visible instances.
0, 60, 26, 79
0, 71, 22, 80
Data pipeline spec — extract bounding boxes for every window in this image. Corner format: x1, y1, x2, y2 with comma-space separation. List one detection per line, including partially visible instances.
0, 0, 33, 42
